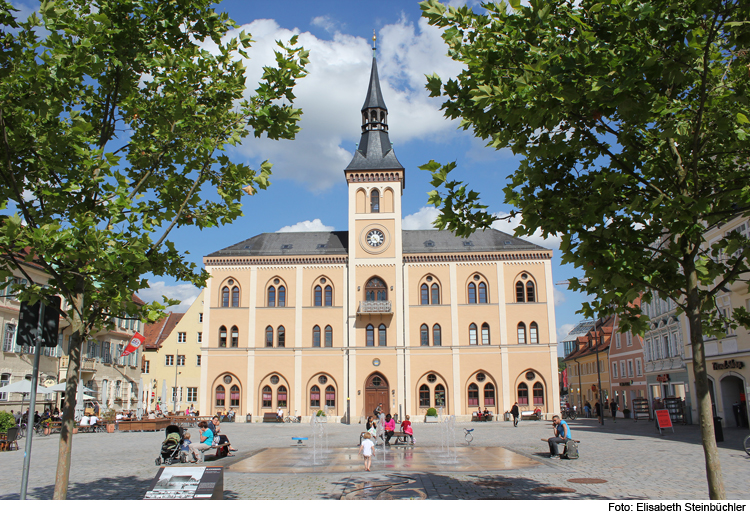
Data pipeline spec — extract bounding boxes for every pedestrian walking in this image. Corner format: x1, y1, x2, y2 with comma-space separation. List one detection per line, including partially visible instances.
511, 402, 520, 427
359, 432, 375, 471
610, 399, 618, 422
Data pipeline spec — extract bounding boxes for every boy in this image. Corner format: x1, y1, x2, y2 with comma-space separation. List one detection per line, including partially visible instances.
358, 432, 375, 471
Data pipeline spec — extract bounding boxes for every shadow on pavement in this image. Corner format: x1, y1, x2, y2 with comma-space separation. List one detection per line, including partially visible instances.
0, 475, 154, 500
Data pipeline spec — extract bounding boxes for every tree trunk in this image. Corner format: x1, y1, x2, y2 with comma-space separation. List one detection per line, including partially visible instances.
53, 291, 84, 500
685, 264, 726, 500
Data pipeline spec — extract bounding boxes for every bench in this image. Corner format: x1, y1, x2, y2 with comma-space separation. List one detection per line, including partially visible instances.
263, 413, 281, 423
389, 431, 413, 446
541, 438, 580, 458
472, 412, 493, 422
292, 437, 308, 446
521, 410, 542, 420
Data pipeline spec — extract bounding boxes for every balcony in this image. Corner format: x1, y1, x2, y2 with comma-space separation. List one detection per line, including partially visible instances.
358, 301, 392, 314
60, 356, 97, 372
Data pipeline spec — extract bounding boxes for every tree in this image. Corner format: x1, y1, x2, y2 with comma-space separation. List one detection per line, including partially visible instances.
419, 0, 750, 499
0, 0, 308, 499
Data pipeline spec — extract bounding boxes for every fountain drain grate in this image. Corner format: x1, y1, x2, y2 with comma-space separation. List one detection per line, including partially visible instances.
567, 478, 608, 484
533, 486, 576, 494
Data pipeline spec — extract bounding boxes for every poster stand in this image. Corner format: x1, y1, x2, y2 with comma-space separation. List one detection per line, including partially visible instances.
632, 398, 651, 421
654, 409, 674, 435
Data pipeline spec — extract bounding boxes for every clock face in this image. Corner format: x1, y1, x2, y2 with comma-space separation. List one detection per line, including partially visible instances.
366, 229, 385, 247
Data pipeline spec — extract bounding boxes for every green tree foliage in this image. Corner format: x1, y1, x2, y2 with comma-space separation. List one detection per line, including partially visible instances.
0, 0, 308, 498
0, 411, 15, 433
420, 0, 750, 499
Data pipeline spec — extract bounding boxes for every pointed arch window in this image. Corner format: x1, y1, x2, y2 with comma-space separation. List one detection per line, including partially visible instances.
469, 323, 477, 345
366, 324, 374, 347
517, 382, 528, 405
529, 322, 539, 344
516, 281, 525, 303
421, 284, 429, 305
324, 325, 333, 347
433, 324, 441, 346
219, 326, 227, 348
420, 324, 429, 346
371, 189, 380, 213
468, 383, 479, 406
221, 286, 230, 307
526, 281, 536, 302
215, 385, 225, 407
268, 286, 276, 307
431, 284, 440, 304
230, 385, 240, 407
277, 326, 285, 348
265, 326, 273, 347
262, 385, 272, 408
278, 285, 286, 307
419, 384, 430, 407
310, 385, 320, 408
434, 384, 446, 407
231, 286, 240, 307
468, 283, 476, 304
365, 278, 387, 301
277, 385, 287, 408
312, 325, 321, 347
324, 285, 332, 306
230, 326, 239, 347
378, 324, 387, 346
484, 383, 495, 406
481, 323, 490, 345
478, 282, 487, 303
533, 382, 544, 404
314, 285, 322, 306
517, 322, 527, 344
325, 385, 336, 407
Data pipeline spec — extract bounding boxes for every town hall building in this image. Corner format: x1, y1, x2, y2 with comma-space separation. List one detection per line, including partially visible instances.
198, 52, 560, 422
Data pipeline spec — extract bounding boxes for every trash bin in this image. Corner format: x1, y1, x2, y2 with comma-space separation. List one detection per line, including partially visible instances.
713, 416, 723, 443
245, 414, 252, 423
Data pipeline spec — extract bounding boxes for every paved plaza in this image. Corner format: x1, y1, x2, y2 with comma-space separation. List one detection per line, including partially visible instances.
1, 418, 749, 500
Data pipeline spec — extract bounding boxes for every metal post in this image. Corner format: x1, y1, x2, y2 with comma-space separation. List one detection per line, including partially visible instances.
594, 318, 604, 426
173, 349, 179, 414
20, 302, 45, 500
346, 397, 351, 426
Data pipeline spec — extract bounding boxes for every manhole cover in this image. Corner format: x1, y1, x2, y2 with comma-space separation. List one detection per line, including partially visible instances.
567, 478, 608, 484
533, 486, 576, 494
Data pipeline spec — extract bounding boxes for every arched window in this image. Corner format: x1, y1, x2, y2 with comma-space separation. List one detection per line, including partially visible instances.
215, 385, 225, 407
516, 281, 525, 302
517, 322, 527, 344
481, 323, 490, 345
277, 385, 287, 408
366, 324, 374, 347
277, 326, 285, 348
219, 326, 227, 347
517, 382, 528, 405
478, 282, 487, 303
221, 286, 230, 307
434, 384, 446, 407
526, 281, 536, 302
231, 286, 240, 307
325, 385, 335, 407
278, 285, 286, 307
533, 382, 544, 404
268, 286, 276, 307
324, 325, 333, 347
262, 385, 272, 408
378, 324, 387, 346
433, 324, 441, 346
421, 284, 429, 305
371, 189, 380, 212
365, 277, 387, 301
469, 323, 477, 345
420, 324, 429, 346
310, 385, 320, 408
230, 326, 239, 347
324, 285, 332, 306
419, 384, 430, 407
265, 326, 273, 347
530, 322, 539, 344
468, 383, 479, 406
484, 383, 495, 406
312, 325, 321, 347
468, 283, 476, 304
431, 283, 440, 304
230, 385, 240, 407
314, 285, 322, 306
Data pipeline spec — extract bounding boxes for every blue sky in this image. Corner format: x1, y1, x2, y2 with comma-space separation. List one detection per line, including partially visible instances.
11, 0, 592, 352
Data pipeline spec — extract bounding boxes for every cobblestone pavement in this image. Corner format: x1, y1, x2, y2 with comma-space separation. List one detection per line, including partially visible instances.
1, 418, 748, 500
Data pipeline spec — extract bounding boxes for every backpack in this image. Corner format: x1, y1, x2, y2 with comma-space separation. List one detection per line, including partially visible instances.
563, 440, 579, 460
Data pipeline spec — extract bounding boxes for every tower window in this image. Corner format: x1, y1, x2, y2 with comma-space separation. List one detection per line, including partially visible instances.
433, 324, 441, 346
420, 324, 429, 346
371, 189, 380, 213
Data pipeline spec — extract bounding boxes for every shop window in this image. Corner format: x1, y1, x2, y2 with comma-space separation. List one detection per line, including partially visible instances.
484, 383, 495, 406
325, 385, 335, 407
419, 384, 430, 407
468, 383, 479, 406
215, 385, 226, 407
533, 382, 544, 405
433, 324, 441, 346
310, 385, 320, 408
262, 385, 272, 408
517, 382, 528, 405
219, 326, 227, 348
277, 385, 287, 408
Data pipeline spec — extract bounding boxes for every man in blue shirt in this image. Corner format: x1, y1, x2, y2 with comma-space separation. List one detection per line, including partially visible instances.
547, 415, 571, 459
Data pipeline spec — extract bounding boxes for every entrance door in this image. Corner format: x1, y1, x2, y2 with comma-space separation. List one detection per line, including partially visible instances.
365, 373, 389, 416
720, 375, 747, 428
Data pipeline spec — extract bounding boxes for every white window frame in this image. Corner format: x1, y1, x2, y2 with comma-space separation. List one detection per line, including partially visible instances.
620, 360, 626, 379
177, 332, 186, 343
636, 358, 642, 376
196, 355, 201, 366
143, 360, 150, 374
626, 331, 633, 346
165, 355, 174, 366
615, 333, 621, 348
177, 355, 185, 366
612, 362, 618, 378
627, 359, 634, 378
198, 313, 203, 323
187, 387, 198, 402
197, 332, 202, 343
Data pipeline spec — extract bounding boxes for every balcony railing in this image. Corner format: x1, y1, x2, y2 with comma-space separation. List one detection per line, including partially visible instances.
358, 300, 392, 314
60, 356, 97, 371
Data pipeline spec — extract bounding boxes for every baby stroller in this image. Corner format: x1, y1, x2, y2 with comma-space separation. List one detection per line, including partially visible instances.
155, 425, 185, 466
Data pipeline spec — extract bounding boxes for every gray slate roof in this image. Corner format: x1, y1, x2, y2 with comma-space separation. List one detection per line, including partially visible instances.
346, 129, 404, 172
207, 228, 546, 258
361, 57, 387, 111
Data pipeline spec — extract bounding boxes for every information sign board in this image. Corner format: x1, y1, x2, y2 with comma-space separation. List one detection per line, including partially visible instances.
654, 409, 674, 435
144, 466, 223, 500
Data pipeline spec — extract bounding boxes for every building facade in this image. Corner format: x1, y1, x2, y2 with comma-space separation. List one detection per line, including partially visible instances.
563, 317, 613, 413
609, 313, 647, 412
199, 55, 560, 422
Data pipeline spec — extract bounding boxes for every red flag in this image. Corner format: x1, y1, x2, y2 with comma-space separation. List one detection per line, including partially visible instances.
562, 369, 568, 388
122, 332, 144, 357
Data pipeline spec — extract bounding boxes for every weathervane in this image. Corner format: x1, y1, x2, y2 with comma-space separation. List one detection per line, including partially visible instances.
372, 30, 377, 57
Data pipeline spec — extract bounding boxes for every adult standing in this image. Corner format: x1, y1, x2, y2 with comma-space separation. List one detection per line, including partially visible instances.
93, 401, 99, 417
609, 399, 618, 423
547, 415, 571, 459
189, 421, 213, 462
374, 402, 383, 417
511, 402, 520, 427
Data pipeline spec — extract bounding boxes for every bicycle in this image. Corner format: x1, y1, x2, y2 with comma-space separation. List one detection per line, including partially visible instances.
744, 434, 750, 456
562, 408, 576, 421
284, 415, 300, 423
464, 428, 474, 445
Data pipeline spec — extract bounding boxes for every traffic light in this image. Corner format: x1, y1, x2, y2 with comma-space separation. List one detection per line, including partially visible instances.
17, 295, 62, 347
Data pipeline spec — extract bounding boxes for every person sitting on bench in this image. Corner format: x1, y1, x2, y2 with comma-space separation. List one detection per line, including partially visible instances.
383, 413, 396, 446
547, 415, 571, 459
189, 421, 213, 462
208, 416, 238, 452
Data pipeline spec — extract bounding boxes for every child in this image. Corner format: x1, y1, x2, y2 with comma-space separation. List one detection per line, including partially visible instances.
181, 432, 192, 455
401, 415, 415, 444
358, 432, 375, 472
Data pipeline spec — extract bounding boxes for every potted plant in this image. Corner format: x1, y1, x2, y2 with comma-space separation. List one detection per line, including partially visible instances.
0, 411, 15, 433
315, 409, 326, 423
101, 408, 117, 432
425, 407, 438, 423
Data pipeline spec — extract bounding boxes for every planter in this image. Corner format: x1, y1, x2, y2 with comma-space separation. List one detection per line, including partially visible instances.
313, 416, 327, 423
72, 427, 78, 434
425, 415, 438, 423
623, 409, 631, 419
43, 428, 50, 435
106, 424, 115, 433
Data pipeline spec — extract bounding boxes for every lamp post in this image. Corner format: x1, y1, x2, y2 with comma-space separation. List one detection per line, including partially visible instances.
593, 318, 605, 426
173, 349, 181, 414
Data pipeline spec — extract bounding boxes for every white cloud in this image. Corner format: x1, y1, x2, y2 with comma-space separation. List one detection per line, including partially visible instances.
554, 287, 567, 307
138, 281, 200, 312
207, 17, 463, 191
491, 211, 562, 250
310, 15, 343, 34
557, 323, 575, 342
276, 219, 334, 232
402, 206, 439, 230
